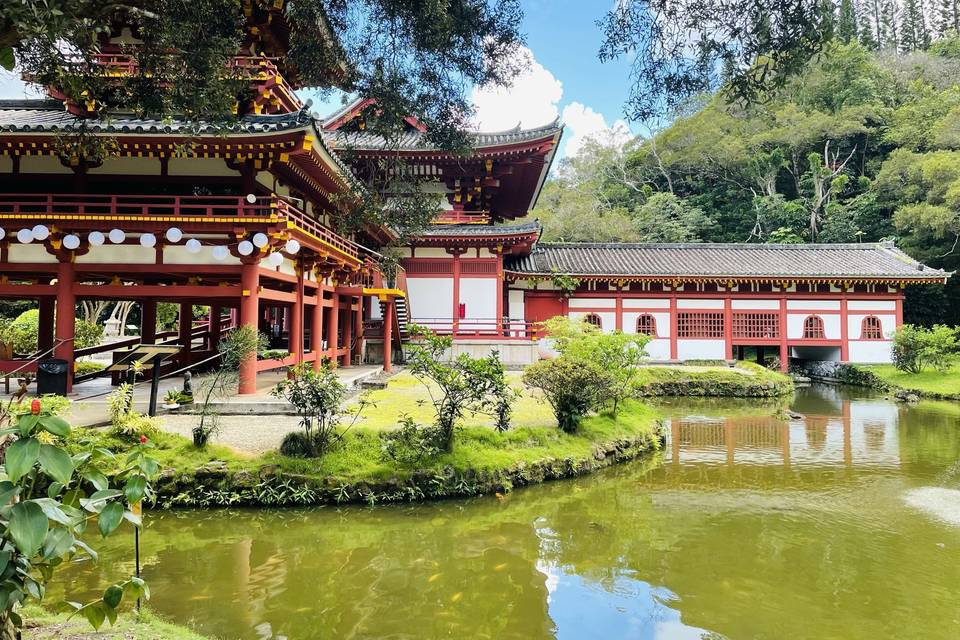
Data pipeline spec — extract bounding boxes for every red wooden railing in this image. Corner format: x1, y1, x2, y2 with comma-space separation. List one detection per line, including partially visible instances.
400, 318, 537, 339
433, 210, 491, 224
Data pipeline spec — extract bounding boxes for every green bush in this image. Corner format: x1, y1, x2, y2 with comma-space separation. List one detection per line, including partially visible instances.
279, 431, 319, 458
892, 324, 959, 374
74, 360, 105, 375
379, 415, 443, 463
272, 362, 351, 457
0, 309, 103, 355
522, 358, 613, 433
112, 412, 162, 440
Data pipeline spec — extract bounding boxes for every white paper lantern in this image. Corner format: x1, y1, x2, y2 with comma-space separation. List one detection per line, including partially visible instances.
212, 245, 229, 261
246, 193, 257, 204
139, 232, 157, 248
62, 234, 81, 250
267, 252, 283, 267
165, 227, 183, 243
0, 228, 6, 241
16, 228, 33, 243
108, 228, 125, 244
185, 238, 202, 254
285, 239, 301, 254
88, 231, 105, 246
237, 240, 254, 256
252, 232, 269, 248
31, 224, 49, 241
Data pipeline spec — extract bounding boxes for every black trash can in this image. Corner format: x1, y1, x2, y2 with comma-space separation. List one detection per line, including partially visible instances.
36, 358, 70, 396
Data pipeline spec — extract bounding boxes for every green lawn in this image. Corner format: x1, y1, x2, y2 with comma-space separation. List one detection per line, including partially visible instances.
633, 361, 794, 397
22, 605, 211, 639
859, 358, 960, 397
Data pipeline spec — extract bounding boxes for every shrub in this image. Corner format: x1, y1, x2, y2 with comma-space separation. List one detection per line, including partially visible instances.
522, 358, 612, 433
279, 431, 319, 458
74, 360, 105, 375
380, 415, 443, 463
892, 324, 959, 374
0, 309, 103, 355
405, 325, 515, 451
112, 412, 162, 440
542, 316, 649, 414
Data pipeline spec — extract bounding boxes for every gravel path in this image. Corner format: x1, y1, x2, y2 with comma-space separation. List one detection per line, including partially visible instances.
158, 414, 305, 455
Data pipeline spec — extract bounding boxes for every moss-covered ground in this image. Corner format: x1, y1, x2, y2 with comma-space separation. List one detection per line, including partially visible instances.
858, 357, 960, 398
633, 361, 794, 397
22, 605, 211, 639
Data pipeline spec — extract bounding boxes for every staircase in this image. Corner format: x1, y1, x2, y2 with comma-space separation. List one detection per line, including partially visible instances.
376, 296, 409, 365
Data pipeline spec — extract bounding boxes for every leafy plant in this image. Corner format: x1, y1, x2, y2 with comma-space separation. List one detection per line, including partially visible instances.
0, 310, 102, 356
405, 325, 515, 451
550, 270, 581, 294
543, 317, 650, 414
0, 399, 161, 636
380, 415, 443, 464
892, 324, 959, 373
194, 326, 265, 448
522, 358, 613, 433
163, 390, 183, 405
73, 360, 105, 376
271, 362, 367, 457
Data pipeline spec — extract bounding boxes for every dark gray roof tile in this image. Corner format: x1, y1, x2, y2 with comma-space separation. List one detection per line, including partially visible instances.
415, 221, 542, 237
504, 242, 949, 280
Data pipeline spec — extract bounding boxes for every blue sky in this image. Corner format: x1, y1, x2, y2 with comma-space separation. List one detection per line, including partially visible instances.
0, 0, 640, 159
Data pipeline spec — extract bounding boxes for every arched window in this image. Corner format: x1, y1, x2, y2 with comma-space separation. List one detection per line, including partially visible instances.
803, 315, 825, 339
861, 316, 884, 340
636, 314, 657, 336
583, 314, 602, 329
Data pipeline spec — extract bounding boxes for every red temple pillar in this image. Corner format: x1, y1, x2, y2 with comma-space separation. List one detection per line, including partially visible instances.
340, 295, 353, 367
451, 249, 462, 335
207, 304, 222, 350
238, 261, 259, 394
38, 297, 55, 354
839, 293, 849, 362
779, 297, 789, 372
382, 297, 394, 373
353, 299, 364, 365
311, 299, 323, 372
178, 301, 193, 365
54, 260, 75, 393
669, 296, 678, 360
291, 270, 304, 365
327, 292, 340, 366
723, 297, 733, 360
495, 249, 504, 335
141, 299, 157, 344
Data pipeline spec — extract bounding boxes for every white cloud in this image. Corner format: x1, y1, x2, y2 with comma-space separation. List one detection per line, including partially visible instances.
0, 70, 43, 100
560, 102, 632, 157
471, 46, 562, 131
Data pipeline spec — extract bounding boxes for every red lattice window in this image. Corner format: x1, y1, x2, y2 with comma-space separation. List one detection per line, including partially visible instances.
636, 314, 657, 336
677, 312, 724, 338
802, 315, 825, 339
583, 313, 602, 329
732, 313, 779, 339
861, 316, 884, 339
403, 259, 453, 275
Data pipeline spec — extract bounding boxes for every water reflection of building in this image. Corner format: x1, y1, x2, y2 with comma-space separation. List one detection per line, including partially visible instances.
668, 398, 901, 468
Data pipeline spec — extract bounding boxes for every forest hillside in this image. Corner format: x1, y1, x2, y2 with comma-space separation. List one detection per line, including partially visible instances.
531, 36, 960, 324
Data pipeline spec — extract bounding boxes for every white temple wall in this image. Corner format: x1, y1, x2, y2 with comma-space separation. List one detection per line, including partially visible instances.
677, 339, 726, 360
406, 277, 453, 328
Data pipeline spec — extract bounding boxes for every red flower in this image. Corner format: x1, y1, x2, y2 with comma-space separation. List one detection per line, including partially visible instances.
30, 399, 40, 415
139, 435, 148, 444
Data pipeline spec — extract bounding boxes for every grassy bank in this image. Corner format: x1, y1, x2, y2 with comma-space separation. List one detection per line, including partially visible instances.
68, 372, 662, 506
855, 358, 960, 399
633, 362, 794, 397
22, 605, 210, 639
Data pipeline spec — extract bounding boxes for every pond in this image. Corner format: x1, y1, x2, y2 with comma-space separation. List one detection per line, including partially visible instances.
51, 385, 960, 639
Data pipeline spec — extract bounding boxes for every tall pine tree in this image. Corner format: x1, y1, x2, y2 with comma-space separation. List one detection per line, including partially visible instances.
902, 0, 926, 50
881, 0, 900, 49
937, 0, 960, 33
839, 0, 859, 41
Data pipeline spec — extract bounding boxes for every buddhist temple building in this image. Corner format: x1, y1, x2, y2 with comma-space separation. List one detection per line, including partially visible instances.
0, 11, 950, 394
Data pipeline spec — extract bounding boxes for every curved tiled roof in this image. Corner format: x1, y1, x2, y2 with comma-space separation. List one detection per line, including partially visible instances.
505, 242, 950, 281
415, 221, 542, 237
0, 99, 313, 134
324, 120, 563, 152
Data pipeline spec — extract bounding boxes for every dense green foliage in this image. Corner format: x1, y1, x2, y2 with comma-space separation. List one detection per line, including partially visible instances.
0, 399, 159, 637
890, 324, 959, 373
0, 310, 102, 356
405, 326, 514, 451
633, 362, 795, 398
534, 39, 960, 323
522, 358, 612, 433
859, 357, 960, 397
272, 362, 357, 457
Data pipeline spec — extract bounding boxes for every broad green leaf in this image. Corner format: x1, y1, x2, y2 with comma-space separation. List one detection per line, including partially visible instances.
0, 481, 21, 507
47, 481, 64, 499
39, 444, 75, 485
9, 501, 49, 556
74, 539, 98, 562
42, 527, 74, 560
82, 470, 109, 492
24, 577, 41, 600
34, 498, 74, 526
124, 476, 146, 504
17, 414, 40, 437
98, 502, 124, 537
80, 489, 122, 513
40, 415, 70, 437
103, 584, 123, 609
0, 551, 10, 574
81, 602, 107, 630
0, 47, 14, 71
5, 437, 40, 483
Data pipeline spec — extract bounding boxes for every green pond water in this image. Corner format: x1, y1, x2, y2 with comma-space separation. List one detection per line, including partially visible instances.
50, 385, 960, 639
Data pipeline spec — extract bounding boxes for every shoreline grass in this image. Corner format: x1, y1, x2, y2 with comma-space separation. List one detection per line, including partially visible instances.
22, 604, 211, 639
858, 358, 960, 398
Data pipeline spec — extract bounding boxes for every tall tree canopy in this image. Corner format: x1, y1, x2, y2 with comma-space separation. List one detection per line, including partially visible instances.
0, 0, 523, 146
